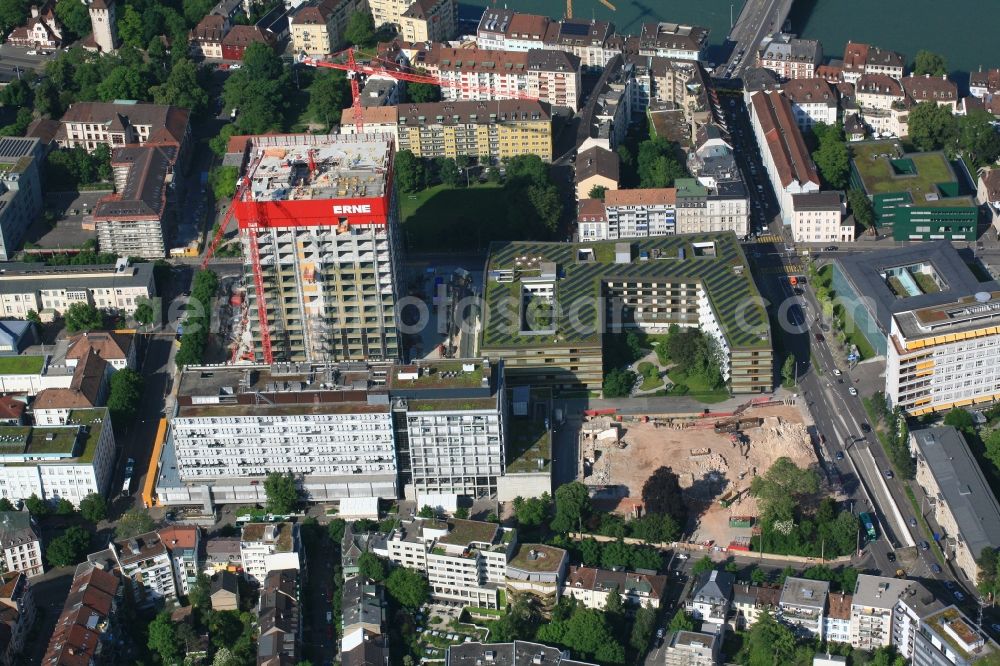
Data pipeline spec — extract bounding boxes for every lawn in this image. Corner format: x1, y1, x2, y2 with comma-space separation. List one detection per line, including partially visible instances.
0, 355, 44, 375
841, 307, 876, 360
401, 183, 506, 252
666, 368, 730, 403
636, 361, 662, 391
851, 142, 954, 195
505, 417, 550, 473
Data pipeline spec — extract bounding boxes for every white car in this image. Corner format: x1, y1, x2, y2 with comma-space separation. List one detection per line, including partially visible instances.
833, 369, 842, 376
230, 63, 242, 70
25, 50, 37, 56
848, 387, 858, 396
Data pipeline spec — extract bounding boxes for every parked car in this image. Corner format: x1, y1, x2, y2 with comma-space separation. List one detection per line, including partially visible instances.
887, 551, 896, 563
815, 333, 825, 342
909, 517, 918, 528
861, 422, 871, 433
848, 387, 858, 396
931, 564, 942, 574
884, 469, 894, 479
954, 590, 965, 601
26, 50, 37, 56
835, 451, 844, 461
230, 63, 242, 70
833, 369, 842, 376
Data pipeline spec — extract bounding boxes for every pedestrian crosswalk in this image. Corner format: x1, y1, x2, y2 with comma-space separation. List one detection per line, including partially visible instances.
755, 234, 784, 244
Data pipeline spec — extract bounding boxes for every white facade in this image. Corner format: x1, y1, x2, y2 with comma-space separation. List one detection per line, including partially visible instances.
113, 533, 177, 605
790, 192, 850, 243
0, 260, 155, 318
240, 523, 301, 586
0, 515, 43, 578
599, 189, 677, 240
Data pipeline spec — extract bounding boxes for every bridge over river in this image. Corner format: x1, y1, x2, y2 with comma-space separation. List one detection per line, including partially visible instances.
718, 0, 796, 78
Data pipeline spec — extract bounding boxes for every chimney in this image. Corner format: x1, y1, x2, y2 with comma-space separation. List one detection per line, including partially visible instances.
30, 5, 39, 17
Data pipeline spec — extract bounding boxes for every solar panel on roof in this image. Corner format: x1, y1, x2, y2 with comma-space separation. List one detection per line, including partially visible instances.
561, 22, 588, 36
0, 138, 33, 159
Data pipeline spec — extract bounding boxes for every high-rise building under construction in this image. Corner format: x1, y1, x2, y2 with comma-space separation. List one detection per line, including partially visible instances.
230, 133, 402, 363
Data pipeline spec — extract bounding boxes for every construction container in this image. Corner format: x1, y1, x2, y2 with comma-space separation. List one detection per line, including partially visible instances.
729, 516, 754, 528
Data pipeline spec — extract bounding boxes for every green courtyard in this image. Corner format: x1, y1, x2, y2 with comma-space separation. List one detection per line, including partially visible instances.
400, 183, 507, 252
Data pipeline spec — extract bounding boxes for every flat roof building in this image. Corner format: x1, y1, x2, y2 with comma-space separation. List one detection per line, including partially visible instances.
447, 641, 596, 666
914, 606, 1000, 666
0, 138, 43, 261
779, 577, 830, 640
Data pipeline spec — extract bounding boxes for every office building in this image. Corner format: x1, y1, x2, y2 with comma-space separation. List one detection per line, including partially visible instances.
849, 142, 977, 241
257, 569, 301, 666
399, 0, 456, 44
0, 513, 42, 578
790, 191, 852, 243
664, 630, 720, 666
850, 575, 911, 651
0, 138, 43, 261
112, 530, 177, 606
386, 517, 515, 608
757, 33, 822, 80
0, 259, 155, 320
688, 570, 734, 628
748, 90, 820, 225
290, 0, 366, 56
55, 101, 189, 154
229, 133, 403, 363
637, 22, 708, 61
447, 641, 596, 666
781, 79, 838, 129
913, 606, 999, 666
0, 408, 115, 506
479, 233, 773, 393
562, 565, 667, 609
779, 577, 830, 639
241, 523, 301, 586
910, 428, 1000, 582
42, 561, 122, 665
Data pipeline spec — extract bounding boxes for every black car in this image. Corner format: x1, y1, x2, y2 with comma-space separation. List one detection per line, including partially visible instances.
887, 551, 896, 563
835, 451, 845, 461
921, 540, 931, 551
861, 422, 872, 433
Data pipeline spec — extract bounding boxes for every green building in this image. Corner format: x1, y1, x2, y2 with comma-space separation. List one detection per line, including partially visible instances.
849, 141, 977, 241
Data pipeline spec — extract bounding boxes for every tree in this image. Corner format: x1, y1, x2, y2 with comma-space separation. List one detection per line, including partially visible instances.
907, 101, 959, 153
116, 508, 155, 539
64, 302, 104, 333
0, 78, 31, 109
742, 612, 797, 666
264, 472, 299, 514
751, 566, 767, 585
394, 150, 425, 193
630, 546, 663, 571
97, 65, 150, 102
148, 611, 181, 665
0, 0, 28, 40
636, 136, 687, 188
630, 511, 679, 544
551, 481, 590, 534
588, 185, 607, 200
669, 610, 695, 632
692, 556, 715, 575
152, 59, 210, 116
602, 368, 635, 398
781, 354, 796, 387
107, 368, 144, 430
512, 494, 551, 528
0, 499, 13, 512
386, 566, 429, 608
913, 50, 948, 76
344, 10, 375, 47
641, 466, 688, 525
847, 189, 876, 230
307, 70, 348, 129
417, 505, 436, 519
580, 538, 601, 566
26, 310, 41, 326
189, 572, 212, 609
56, 498, 75, 515
600, 539, 631, 569
408, 81, 441, 103
811, 123, 851, 189
133, 298, 155, 326
328, 518, 346, 543
358, 552, 388, 582
630, 605, 657, 653
24, 494, 48, 517
944, 408, 975, 434
46, 525, 91, 567
436, 157, 461, 187
454, 506, 469, 519
958, 110, 1000, 169
209, 165, 239, 201
751, 457, 819, 523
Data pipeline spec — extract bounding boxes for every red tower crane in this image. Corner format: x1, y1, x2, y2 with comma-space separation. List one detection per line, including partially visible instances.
300, 48, 539, 132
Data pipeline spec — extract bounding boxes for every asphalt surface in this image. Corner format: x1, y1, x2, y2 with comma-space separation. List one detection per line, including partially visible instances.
0, 43, 54, 83
720, 0, 795, 78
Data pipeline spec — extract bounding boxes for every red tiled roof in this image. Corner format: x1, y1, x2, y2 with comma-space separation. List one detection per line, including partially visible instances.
604, 188, 676, 206
902, 74, 958, 103
506, 13, 550, 39
981, 168, 1000, 201
751, 91, 819, 189
577, 198, 606, 222
43, 567, 120, 666
781, 78, 836, 105
842, 41, 869, 72
66, 331, 133, 362
856, 73, 904, 97
222, 25, 273, 48
158, 525, 199, 550
0, 396, 24, 422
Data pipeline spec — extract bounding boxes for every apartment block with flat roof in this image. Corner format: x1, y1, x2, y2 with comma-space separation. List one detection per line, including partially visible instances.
0, 138, 43, 261
913, 606, 1000, 666
850, 575, 911, 651
637, 22, 708, 61
241, 522, 301, 586
779, 577, 829, 639
598, 188, 677, 239
399, 0, 456, 43
112, 530, 177, 606
892, 581, 945, 659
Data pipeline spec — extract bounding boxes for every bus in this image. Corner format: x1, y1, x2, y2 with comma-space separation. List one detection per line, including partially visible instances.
860, 512, 877, 541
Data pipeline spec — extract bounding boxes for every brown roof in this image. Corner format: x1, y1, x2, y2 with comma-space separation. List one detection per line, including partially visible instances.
751, 91, 819, 189
577, 198, 606, 222
815, 64, 843, 82
781, 78, 836, 106
396, 99, 551, 126
971, 68, 1000, 94
505, 13, 550, 40
67, 331, 134, 363
842, 42, 869, 73
33, 349, 111, 410
856, 73, 903, 97
827, 592, 852, 620
0, 396, 24, 422
604, 188, 676, 207
291, 1, 332, 24
342, 105, 398, 126
113, 530, 167, 566
158, 525, 199, 550
867, 46, 905, 69
902, 74, 958, 103
575, 145, 619, 184
401, 0, 445, 19
981, 168, 1000, 201
222, 24, 273, 48
32, 387, 95, 410
43, 566, 121, 666
565, 565, 667, 601
425, 43, 528, 73
191, 14, 228, 42
60, 102, 189, 146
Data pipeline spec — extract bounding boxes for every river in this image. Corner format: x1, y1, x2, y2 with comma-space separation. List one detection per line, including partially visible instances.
461, 0, 999, 82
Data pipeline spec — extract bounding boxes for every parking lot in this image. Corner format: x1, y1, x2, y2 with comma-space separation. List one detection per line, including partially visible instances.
25, 191, 108, 250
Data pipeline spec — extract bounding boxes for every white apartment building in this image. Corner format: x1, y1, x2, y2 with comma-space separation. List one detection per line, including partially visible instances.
732, 584, 781, 629
664, 630, 719, 666
0, 259, 154, 320
675, 177, 750, 237
0, 137, 43, 262
781, 79, 838, 129
476, 10, 551, 52
748, 90, 820, 225
386, 518, 515, 608
597, 188, 677, 239
56, 102, 188, 153
790, 191, 852, 243
779, 577, 829, 640
0, 512, 43, 578
637, 22, 708, 61
687, 570, 734, 629
913, 606, 1000, 666
241, 522, 301, 586
159, 525, 201, 596
851, 575, 911, 651
892, 582, 945, 659
0, 409, 115, 506
112, 531, 177, 606
825, 593, 853, 644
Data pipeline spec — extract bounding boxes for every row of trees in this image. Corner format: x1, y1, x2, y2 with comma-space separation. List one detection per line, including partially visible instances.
175, 269, 218, 368
44, 145, 112, 189
394, 151, 480, 192
908, 104, 1000, 169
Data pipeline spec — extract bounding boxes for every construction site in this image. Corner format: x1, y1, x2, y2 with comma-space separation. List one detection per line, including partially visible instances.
578, 398, 824, 550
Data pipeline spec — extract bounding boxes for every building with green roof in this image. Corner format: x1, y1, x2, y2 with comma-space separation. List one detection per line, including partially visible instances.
0, 407, 115, 506
849, 141, 977, 241
479, 232, 772, 393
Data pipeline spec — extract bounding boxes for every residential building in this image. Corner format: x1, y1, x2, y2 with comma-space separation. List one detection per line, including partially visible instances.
386, 517, 516, 608
188, 13, 229, 58
978, 167, 1000, 231
210, 570, 240, 610
0, 513, 42, 578
342, 575, 386, 635
204, 537, 242, 574
475, 11, 552, 52
781, 78, 838, 129
258, 569, 301, 666
575, 145, 619, 200
0, 397, 24, 426
637, 22, 708, 61
748, 90, 820, 225
849, 142, 976, 240
757, 33, 822, 80
42, 561, 122, 665
598, 188, 677, 239
159, 525, 200, 595
6, 3, 63, 49
627, 56, 709, 130
0, 137, 44, 261
94, 143, 178, 259
850, 575, 911, 651
399, 0, 456, 44
66, 331, 136, 371
544, 19, 616, 71
241, 523, 301, 586
576, 199, 607, 241
842, 42, 905, 84
343, 630, 391, 666
87, 0, 119, 53
732, 584, 781, 629
342, 522, 388, 579
476, 7, 515, 50
447, 641, 597, 666
913, 606, 1000, 666
779, 577, 829, 639
675, 175, 750, 238
55, 101, 190, 154
505, 543, 567, 612
359, 77, 401, 107
112, 530, 177, 606
229, 134, 403, 363
0, 408, 115, 506
157, 359, 505, 506
688, 570, 734, 628
902, 75, 959, 113
32, 350, 110, 425
0, 572, 34, 666
221, 24, 274, 60
910, 428, 1000, 582
562, 565, 667, 609
479, 234, 773, 394
0, 259, 153, 321
368, 0, 410, 30
892, 581, 944, 659
527, 49, 582, 111
664, 630, 720, 666
290, 0, 366, 56
588, 68, 632, 149
791, 191, 852, 243
825, 593, 853, 644
970, 68, 1000, 99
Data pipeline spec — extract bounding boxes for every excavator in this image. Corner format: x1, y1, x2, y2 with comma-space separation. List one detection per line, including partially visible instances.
565, 0, 616, 20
